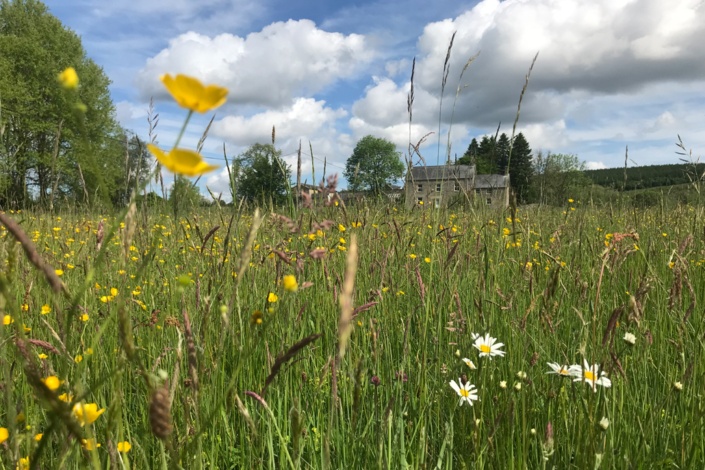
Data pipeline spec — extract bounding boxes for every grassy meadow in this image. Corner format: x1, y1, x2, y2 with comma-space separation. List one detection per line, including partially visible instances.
0, 198, 703, 469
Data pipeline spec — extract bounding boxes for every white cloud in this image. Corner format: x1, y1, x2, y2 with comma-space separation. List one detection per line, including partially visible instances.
137, 20, 375, 107
384, 58, 412, 78
212, 98, 346, 146
348, 76, 473, 162
645, 111, 677, 133
585, 161, 608, 170
352, 77, 413, 128
206, 98, 353, 189
344, 0, 705, 171
204, 168, 233, 201
411, 0, 705, 126
115, 100, 148, 124
520, 120, 570, 152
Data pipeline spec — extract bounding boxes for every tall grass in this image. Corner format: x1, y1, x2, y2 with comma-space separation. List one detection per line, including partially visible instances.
1, 197, 703, 468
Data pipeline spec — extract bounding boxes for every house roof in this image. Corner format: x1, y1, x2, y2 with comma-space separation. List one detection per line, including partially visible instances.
408, 165, 474, 181
474, 174, 508, 188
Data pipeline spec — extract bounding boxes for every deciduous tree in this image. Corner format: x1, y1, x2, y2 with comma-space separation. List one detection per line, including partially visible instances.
0, 0, 123, 208
530, 151, 590, 205
345, 135, 404, 194
235, 143, 291, 206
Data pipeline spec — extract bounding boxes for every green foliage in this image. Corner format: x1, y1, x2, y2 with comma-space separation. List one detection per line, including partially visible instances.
475, 135, 498, 173
584, 163, 705, 191
136, 190, 164, 208
459, 132, 534, 203
508, 133, 534, 204
0, 0, 123, 209
495, 133, 511, 173
169, 176, 203, 215
111, 135, 153, 206
457, 138, 478, 166
344, 135, 405, 194
530, 151, 591, 205
235, 143, 291, 206
631, 191, 660, 209
1, 201, 704, 468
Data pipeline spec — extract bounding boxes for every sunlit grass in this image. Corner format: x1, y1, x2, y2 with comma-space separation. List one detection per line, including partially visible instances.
1, 199, 703, 468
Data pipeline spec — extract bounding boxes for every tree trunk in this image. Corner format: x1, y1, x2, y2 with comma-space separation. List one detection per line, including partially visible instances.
49, 120, 64, 212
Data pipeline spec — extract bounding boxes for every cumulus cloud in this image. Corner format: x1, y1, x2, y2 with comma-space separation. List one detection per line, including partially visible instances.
645, 111, 677, 133
212, 98, 346, 146
137, 20, 375, 107
204, 168, 232, 201
115, 101, 148, 124
205, 98, 353, 191
346, 0, 705, 169
348, 76, 471, 160
352, 0, 705, 130
413, 0, 705, 125
520, 120, 570, 152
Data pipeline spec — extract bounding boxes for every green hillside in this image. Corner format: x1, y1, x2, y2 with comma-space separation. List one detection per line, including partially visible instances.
584, 163, 705, 190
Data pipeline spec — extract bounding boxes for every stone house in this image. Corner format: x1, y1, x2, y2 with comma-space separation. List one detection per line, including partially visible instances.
405, 164, 509, 208
473, 174, 510, 208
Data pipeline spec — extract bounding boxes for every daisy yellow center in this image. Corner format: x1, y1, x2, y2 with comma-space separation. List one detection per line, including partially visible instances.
480, 345, 491, 353
559, 368, 569, 375
584, 370, 595, 381
459, 389, 469, 398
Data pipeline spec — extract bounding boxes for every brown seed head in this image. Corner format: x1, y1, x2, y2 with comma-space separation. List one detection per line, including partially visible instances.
149, 384, 173, 440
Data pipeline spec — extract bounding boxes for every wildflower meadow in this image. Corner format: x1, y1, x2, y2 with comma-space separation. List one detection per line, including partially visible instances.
1, 73, 704, 470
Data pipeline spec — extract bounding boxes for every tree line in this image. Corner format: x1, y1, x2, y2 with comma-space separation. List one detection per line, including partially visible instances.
583, 163, 705, 191
456, 132, 591, 205
0, 0, 155, 209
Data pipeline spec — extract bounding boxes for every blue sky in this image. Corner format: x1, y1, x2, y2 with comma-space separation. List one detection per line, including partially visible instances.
45, 0, 705, 198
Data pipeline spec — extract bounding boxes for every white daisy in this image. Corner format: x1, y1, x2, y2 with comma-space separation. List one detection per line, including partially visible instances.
569, 360, 612, 392
472, 333, 506, 359
449, 378, 479, 406
462, 358, 477, 370
623, 332, 636, 345
546, 362, 572, 377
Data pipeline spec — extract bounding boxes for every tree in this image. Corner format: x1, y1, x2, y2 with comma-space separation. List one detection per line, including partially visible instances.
236, 143, 291, 206
112, 135, 153, 206
507, 133, 534, 204
530, 151, 590, 205
495, 133, 511, 174
0, 0, 124, 209
169, 176, 203, 215
458, 138, 479, 166
476, 135, 498, 174
344, 135, 404, 194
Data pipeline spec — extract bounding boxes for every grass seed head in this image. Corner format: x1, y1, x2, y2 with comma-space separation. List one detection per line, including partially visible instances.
149, 384, 173, 440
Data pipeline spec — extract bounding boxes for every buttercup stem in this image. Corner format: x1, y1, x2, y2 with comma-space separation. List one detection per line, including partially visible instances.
173, 110, 193, 150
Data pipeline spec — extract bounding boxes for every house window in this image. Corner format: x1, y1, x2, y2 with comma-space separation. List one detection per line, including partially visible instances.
417, 197, 423, 204
436, 183, 442, 192
475, 189, 481, 195
454, 182, 460, 192
417, 184, 423, 192
486, 197, 492, 205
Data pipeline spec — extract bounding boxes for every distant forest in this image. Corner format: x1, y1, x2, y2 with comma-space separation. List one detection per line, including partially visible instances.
584, 163, 705, 191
